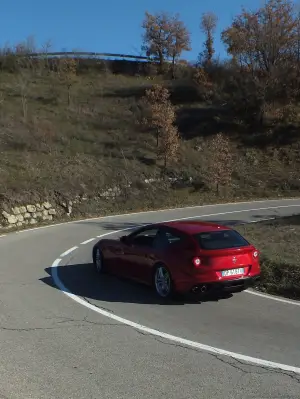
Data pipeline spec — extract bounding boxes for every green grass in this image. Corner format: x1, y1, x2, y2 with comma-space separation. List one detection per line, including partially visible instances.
236, 216, 300, 299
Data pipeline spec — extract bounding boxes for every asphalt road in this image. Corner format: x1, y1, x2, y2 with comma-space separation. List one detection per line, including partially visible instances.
1, 198, 300, 399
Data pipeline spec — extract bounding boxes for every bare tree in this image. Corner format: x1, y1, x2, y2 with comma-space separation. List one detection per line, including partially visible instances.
58, 58, 78, 106
40, 39, 53, 73
142, 11, 191, 74
169, 15, 191, 78
16, 70, 31, 121
15, 35, 36, 54
199, 12, 218, 66
144, 84, 173, 146
159, 124, 180, 168
144, 84, 180, 167
207, 133, 233, 194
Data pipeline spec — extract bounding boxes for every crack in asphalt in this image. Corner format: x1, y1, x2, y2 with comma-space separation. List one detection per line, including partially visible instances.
80, 296, 117, 314
0, 315, 126, 332
45, 307, 300, 384
1, 313, 300, 384
49, 314, 300, 384
0, 322, 123, 332
46, 259, 300, 387
131, 327, 300, 384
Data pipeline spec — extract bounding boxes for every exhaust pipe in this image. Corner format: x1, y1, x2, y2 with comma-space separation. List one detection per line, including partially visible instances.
192, 285, 207, 294
200, 285, 207, 293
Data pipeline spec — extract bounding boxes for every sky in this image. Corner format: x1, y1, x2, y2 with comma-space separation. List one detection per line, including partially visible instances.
1, 0, 271, 62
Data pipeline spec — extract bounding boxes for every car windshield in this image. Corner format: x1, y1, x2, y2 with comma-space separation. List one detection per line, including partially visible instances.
193, 230, 250, 250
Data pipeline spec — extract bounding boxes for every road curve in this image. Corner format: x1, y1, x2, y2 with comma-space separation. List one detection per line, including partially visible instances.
1, 198, 300, 399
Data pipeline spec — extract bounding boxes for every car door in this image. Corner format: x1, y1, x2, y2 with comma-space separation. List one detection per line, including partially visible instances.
122, 227, 160, 284
107, 239, 129, 276
155, 227, 193, 274
127, 227, 181, 284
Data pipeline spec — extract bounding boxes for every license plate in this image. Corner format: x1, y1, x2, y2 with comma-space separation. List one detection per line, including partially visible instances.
222, 268, 244, 277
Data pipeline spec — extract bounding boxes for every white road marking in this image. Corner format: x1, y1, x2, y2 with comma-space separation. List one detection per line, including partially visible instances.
245, 289, 300, 306
96, 226, 137, 239
80, 238, 95, 245
51, 256, 300, 374
60, 246, 78, 257
141, 208, 282, 224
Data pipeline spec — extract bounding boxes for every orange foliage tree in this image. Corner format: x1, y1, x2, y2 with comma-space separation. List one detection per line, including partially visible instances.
221, 0, 299, 124
144, 84, 180, 167
199, 12, 218, 66
142, 11, 191, 75
207, 133, 233, 194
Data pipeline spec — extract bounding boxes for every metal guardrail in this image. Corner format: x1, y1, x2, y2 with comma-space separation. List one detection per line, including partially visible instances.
0, 51, 183, 65
20, 51, 151, 61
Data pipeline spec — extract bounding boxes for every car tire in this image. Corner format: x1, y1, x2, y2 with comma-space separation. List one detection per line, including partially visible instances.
153, 264, 174, 300
93, 246, 105, 274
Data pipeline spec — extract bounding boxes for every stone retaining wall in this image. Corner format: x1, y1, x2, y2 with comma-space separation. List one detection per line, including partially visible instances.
1, 202, 57, 229
0, 176, 194, 230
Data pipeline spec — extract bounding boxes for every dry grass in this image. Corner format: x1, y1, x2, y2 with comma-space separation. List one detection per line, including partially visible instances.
236, 216, 300, 299
0, 66, 300, 208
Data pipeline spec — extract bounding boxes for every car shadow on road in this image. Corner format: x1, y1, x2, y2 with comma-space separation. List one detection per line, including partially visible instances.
75, 221, 147, 232
74, 211, 285, 236
41, 263, 233, 306
75, 219, 254, 233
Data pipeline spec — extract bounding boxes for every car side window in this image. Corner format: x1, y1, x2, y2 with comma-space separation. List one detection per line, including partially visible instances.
130, 228, 159, 248
153, 229, 183, 250
165, 231, 182, 245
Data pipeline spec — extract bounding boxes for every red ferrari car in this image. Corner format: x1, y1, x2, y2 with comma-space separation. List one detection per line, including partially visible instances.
92, 221, 261, 299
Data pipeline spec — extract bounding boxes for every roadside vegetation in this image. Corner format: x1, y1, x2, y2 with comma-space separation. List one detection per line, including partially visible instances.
236, 215, 300, 300
0, 0, 300, 298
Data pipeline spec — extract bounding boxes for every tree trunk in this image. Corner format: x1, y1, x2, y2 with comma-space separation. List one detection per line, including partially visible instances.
67, 86, 71, 106
21, 95, 27, 120
256, 102, 265, 126
164, 154, 167, 169
159, 52, 164, 75
171, 55, 175, 79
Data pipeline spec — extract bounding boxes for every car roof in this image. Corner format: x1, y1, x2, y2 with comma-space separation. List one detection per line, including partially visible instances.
156, 220, 231, 235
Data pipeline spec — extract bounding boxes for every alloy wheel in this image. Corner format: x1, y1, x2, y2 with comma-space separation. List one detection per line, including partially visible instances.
155, 266, 171, 298
95, 248, 103, 273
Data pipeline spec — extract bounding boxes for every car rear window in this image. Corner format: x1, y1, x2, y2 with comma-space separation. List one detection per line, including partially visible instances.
193, 230, 250, 250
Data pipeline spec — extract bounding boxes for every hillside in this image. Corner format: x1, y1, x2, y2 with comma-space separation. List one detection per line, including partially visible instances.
0, 57, 300, 226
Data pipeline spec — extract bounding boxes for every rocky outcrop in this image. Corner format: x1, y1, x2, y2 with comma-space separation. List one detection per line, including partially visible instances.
1, 202, 56, 229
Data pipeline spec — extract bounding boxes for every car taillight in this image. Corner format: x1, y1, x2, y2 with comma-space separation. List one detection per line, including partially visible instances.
192, 257, 201, 268
253, 250, 259, 258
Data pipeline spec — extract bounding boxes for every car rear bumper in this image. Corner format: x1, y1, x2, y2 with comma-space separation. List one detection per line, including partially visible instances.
178, 275, 261, 295
207, 275, 260, 292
